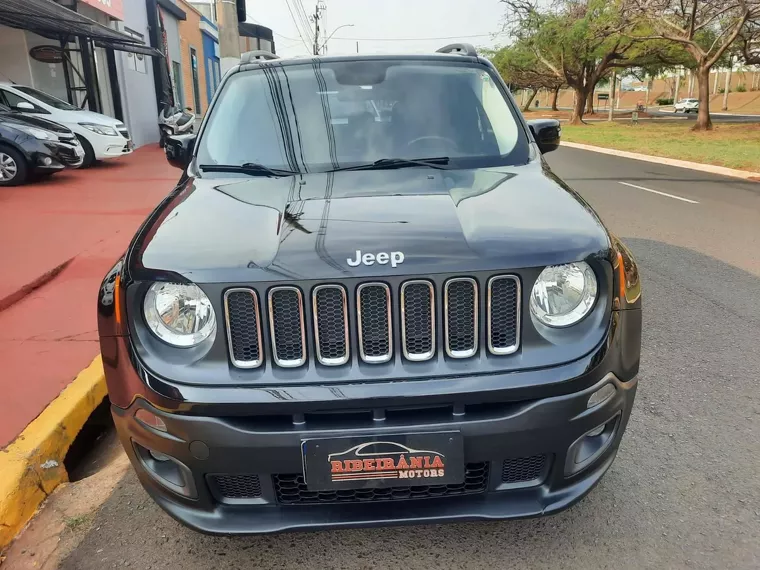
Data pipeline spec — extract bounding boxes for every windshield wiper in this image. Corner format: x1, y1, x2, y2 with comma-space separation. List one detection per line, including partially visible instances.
199, 163, 299, 177
328, 157, 451, 172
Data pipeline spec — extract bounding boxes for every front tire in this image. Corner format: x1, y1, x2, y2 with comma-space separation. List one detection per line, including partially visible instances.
0, 146, 29, 187
75, 135, 96, 168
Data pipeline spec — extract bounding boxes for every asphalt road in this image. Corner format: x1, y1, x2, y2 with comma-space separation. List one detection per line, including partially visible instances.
56, 149, 760, 570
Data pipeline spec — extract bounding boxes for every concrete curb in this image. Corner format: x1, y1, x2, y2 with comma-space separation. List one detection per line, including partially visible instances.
0, 356, 106, 551
560, 141, 760, 181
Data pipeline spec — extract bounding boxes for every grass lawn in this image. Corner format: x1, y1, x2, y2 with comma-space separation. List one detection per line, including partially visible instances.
558, 121, 760, 172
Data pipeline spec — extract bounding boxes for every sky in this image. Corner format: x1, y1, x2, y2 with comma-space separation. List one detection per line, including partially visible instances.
245, 0, 510, 58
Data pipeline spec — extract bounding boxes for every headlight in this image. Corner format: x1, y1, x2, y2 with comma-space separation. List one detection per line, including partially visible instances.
143, 283, 216, 347
79, 122, 118, 136
15, 125, 58, 140
529, 262, 598, 327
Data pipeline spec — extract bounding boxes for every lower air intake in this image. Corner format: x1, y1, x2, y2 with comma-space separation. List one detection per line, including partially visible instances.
501, 454, 547, 486
274, 462, 489, 505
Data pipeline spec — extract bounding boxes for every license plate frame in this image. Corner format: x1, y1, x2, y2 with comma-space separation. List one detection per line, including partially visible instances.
301, 432, 464, 491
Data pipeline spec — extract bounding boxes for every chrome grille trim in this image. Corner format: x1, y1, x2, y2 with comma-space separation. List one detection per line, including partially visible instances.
400, 280, 436, 361
444, 277, 479, 359
224, 288, 263, 369
268, 286, 306, 368
312, 285, 349, 366
487, 275, 521, 355
356, 282, 392, 364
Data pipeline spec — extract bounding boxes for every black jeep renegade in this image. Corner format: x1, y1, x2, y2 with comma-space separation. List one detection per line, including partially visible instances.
97, 44, 642, 534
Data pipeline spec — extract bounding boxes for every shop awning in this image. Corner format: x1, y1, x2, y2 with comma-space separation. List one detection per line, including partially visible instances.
94, 40, 164, 58
0, 0, 144, 45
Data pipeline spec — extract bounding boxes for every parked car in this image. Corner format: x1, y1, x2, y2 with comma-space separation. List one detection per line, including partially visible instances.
98, 44, 642, 535
0, 104, 84, 186
674, 98, 699, 113
0, 82, 133, 167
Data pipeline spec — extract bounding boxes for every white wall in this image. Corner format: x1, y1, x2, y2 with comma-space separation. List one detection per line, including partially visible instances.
0, 26, 33, 86
115, 0, 160, 147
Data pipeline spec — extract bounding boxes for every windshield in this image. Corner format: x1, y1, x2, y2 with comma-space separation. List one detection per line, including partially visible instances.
196, 59, 528, 172
14, 86, 80, 111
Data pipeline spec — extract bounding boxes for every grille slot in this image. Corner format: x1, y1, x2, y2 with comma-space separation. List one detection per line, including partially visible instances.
357, 283, 392, 363
501, 455, 547, 486
268, 287, 306, 367
400, 280, 435, 361
488, 276, 521, 355
313, 285, 349, 366
444, 278, 478, 358
209, 474, 262, 500
274, 462, 489, 505
224, 289, 263, 368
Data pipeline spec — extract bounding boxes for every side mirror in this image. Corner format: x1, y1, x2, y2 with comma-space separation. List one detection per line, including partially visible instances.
15, 101, 35, 111
164, 133, 196, 169
527, 119, 561, 154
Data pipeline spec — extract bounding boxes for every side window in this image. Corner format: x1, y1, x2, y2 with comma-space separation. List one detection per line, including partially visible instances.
1, 90, 45, 113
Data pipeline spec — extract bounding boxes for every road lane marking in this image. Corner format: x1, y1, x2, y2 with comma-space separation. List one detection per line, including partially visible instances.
618, 182, 700, 204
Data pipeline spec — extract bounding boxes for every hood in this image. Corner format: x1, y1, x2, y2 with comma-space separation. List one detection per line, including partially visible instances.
58, 108, 123, 127
0, 111, 73, 134
129, 162, 611, 284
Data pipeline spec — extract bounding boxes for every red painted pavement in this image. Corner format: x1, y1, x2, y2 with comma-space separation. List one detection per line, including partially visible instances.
0, 146, 178, 448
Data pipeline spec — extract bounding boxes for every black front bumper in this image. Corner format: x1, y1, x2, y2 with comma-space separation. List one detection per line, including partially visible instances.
112, 370, 637, 534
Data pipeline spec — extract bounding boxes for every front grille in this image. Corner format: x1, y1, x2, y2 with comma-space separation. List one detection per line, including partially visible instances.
274, 462, 489, 505
268, 287, 306, 367
501, 454, 547, 486
400, 280, 435, 361
224, 289, 262, 368
224, 275, 520, 369
313, 285, 349, 365
357, 283, 392, 363
209, 474, 262, 499
445, 278, 478, 358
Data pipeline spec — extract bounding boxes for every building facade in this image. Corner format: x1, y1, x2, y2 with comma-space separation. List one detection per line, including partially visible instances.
176, 0, 209, 116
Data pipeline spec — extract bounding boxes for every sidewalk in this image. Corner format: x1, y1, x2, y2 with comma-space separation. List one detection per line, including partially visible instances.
0, 145, 177, 449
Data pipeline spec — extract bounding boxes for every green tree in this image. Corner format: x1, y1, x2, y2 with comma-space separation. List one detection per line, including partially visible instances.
486, 43, 565, 111
626, 0, 758, 130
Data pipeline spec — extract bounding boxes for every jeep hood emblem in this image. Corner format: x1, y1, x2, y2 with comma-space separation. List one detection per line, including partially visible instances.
347, 250, 405, 268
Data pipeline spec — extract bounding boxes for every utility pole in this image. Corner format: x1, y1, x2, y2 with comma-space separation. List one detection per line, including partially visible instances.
219, 0, 242, 74
312, 2, 325, 55
608, 69, 616, 122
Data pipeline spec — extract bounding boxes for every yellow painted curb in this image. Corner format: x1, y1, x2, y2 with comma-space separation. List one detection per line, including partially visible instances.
0, 355, 106, 550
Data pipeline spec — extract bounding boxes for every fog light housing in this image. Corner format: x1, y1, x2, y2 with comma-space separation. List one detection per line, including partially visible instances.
565, 412, 621, 476
132, 441, 197, 498
41, 156, 53, 166
587, 384, 616, 409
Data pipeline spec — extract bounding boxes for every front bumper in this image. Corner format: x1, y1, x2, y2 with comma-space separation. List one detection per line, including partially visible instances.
113, 370, 637, 534
88, 132, 134, 159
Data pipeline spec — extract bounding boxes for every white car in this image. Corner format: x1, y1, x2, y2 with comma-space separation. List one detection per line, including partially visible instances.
0, 82, 133, 167
674, 98, 699, 113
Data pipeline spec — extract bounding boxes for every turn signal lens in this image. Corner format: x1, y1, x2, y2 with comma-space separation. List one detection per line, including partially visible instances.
135, 409, 167, 432
587, 384, 616, 409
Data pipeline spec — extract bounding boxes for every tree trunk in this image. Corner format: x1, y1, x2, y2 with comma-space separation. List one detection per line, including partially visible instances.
569, 87, 588, 124
585, 90, 594, 115
688, 72, 694, 97
551, 85, 560, 111
522, 88, 538, 112
713, 70, 719, 94
722, 59, 732, 111
695, 66, 713, 131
